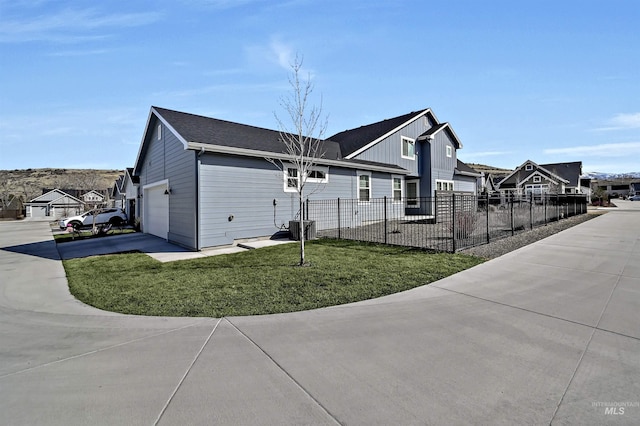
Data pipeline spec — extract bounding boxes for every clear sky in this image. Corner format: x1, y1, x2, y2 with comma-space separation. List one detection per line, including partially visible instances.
1, 0, 638, 173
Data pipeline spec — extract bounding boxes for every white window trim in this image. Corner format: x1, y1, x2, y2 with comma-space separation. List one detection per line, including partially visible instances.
357, 171, 371, 203
392, 175, 404, 203
307, 166, 329, 184
401, 136, 416, 160
283, 165, 329, 192
436, 179, 454, 192
446, 145, 453, 158
283, 167, 299, 193
533, 175, 541, 183
157, 124, 162, 140
525, 163, 533, 171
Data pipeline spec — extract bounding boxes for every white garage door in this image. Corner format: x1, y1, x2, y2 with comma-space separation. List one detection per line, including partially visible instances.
145, 184, 169, 240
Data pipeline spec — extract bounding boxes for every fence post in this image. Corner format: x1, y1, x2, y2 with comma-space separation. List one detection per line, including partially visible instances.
486, 193, 490, 244
337, 198, 341, 240
451, 194, 457, 252
510, 194, 515, 236
529, 192, 533, 230
384, 196, 388, 245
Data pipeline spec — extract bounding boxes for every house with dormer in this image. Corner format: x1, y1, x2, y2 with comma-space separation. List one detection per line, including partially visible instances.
497, 160, 584, 196
133, 106, 479, 250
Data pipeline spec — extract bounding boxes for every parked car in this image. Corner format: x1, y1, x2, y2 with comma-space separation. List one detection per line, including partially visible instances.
629, 195, 640, 201
59, 208, 128, 230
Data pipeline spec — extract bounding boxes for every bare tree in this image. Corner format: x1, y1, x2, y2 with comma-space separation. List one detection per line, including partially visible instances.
269, 55, 328, 266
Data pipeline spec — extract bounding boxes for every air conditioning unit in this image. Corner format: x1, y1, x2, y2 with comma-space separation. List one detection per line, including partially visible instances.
289, 220, 316, 241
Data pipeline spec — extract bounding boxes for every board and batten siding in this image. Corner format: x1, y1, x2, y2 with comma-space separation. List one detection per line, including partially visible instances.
349, 116, 435, 177
138, 119, 197, 249
429, 130, 458, 196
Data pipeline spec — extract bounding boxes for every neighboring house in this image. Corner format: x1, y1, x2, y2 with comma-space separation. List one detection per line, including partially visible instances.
82, 189, 107, 207
25, 189, 84, 219
121, 168, 139, 224
630, 182, 640, 196
133, 106, 479, 250
497, 160, 584, 196
111, 175, 125, 209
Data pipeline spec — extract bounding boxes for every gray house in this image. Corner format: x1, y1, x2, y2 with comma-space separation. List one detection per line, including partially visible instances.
133, 106, 478, 250
498, 160, 585, 195
25, 189, 84, 219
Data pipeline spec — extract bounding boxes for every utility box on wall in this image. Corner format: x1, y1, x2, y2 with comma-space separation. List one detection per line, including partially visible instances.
289, 220, 317, 241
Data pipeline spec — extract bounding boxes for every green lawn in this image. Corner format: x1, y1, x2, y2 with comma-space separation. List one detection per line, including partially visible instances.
63, 239, 484, 317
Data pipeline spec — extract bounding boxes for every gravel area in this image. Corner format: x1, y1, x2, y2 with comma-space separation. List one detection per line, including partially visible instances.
460, 211, 605, 259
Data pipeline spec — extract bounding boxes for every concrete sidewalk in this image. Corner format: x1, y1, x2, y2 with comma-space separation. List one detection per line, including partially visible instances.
0, 212, 638, 425
54, 229, 295, 262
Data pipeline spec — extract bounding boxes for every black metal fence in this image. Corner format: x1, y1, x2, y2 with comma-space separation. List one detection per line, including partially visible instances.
306, 193, 588, 252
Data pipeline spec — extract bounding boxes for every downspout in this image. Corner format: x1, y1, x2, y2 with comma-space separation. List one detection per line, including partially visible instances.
195, 147, 205, 250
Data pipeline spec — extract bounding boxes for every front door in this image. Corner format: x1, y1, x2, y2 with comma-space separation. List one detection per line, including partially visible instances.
406, 180, 419, 207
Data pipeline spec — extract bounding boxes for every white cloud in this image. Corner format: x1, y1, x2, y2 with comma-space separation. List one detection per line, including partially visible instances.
544, 142, 640, 157
270, 38, 295, 70
593, 112, 640, 131
0, 8, 162, 43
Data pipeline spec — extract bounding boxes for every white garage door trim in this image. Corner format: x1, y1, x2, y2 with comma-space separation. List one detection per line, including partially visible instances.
143, 180, 169, 240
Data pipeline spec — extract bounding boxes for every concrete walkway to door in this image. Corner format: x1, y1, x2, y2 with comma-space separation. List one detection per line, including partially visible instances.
0, 209, 638, 425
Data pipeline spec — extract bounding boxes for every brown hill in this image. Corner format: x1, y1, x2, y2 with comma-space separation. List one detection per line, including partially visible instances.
0, 168, 123, 204
466, 163, 513, 176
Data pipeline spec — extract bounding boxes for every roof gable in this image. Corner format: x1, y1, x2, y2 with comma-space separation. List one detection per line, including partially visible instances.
134, 107, 344, 175
329, 109, 433, 158
499, 160, 570, 187
29, 189, 83, 204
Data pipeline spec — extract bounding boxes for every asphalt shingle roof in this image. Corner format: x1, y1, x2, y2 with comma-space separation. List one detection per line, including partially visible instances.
327, 110, 429, 156
154, 107, 343, 160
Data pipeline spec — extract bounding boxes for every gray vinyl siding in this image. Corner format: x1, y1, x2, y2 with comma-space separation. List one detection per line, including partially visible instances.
349, 117, 434, 177
198, 153, 401, 248
138, 119, 197, 249
199, 154, 300, 248
454, 176, 477, 193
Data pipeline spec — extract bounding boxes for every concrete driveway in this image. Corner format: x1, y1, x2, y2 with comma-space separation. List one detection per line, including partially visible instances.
0, 211, 638, 425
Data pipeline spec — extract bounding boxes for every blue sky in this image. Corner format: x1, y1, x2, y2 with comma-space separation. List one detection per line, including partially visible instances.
1, 0, 638, 173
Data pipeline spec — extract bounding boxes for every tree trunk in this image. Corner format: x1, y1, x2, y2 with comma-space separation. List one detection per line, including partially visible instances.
299, 189, 305, 266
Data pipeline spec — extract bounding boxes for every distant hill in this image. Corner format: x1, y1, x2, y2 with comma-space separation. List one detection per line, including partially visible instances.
466, 163, 513, 176
0, 168, 123, 203
583, 171, 640, 180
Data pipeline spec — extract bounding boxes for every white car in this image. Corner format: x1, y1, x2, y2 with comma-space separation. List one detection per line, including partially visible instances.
59, 208, 128, 230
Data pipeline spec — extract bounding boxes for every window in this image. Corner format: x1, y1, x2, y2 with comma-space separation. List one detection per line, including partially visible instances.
533, 175, 541, 183
283, 166, 329, 191
157, 124, 162, 140
525, 184, 549, 195
436, 180, 454, 192
392, 177, 403, 202
358, 173, 371, 202
401, 137, 416, 160
307, 167, 329, 183
446, 145, 453, 158
525, 164, 533, 171
406, 181, 419, 207
284, 168, 299, 192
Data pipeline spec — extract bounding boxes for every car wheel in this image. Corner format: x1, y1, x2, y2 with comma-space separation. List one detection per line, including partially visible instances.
110, 217, 123, 226
70, 221, 82, 230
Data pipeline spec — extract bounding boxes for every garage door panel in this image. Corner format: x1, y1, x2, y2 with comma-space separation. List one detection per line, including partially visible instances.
145, 185, 169, 240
